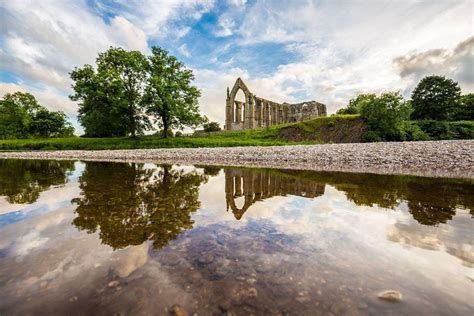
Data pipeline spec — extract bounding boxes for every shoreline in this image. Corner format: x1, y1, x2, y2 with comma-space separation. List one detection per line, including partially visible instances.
1, 140, 473, 179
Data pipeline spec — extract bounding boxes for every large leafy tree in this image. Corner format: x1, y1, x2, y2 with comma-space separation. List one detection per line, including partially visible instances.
97, 48, 150, 137
70, 65, 128, 137
0, 92, 38, 139
144, 46, 203, 138
70, 47, 149, 137
30, 109, 74, 138
0, 92, 73, 139
411, 75, 461, 121
336, 93, 376, 115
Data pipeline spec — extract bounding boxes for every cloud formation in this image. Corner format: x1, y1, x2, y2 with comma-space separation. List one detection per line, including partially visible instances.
393, 36, 474, 93
1, 0, 473, 130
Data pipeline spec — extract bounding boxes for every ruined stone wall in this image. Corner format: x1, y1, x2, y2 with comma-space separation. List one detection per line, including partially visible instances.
225, 78, 327, 131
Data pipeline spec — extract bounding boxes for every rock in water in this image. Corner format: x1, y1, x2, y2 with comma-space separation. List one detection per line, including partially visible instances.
169, 304, 188, 316
377, 290, 402, 302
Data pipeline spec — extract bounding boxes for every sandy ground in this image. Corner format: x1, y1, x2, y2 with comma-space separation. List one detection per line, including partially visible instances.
1, 140, 473, 178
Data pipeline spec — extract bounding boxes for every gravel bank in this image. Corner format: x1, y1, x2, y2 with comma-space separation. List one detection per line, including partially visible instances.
1, 140, 473, 178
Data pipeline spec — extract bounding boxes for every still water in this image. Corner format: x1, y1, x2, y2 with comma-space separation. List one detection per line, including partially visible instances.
0, 159, 472, 315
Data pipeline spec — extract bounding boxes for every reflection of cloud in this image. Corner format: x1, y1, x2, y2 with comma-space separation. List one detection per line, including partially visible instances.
110, 243, 149, 278
387, 209, 474, 267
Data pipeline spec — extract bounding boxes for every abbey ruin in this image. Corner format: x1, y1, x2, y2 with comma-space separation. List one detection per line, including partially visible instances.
225, 78, 327, 130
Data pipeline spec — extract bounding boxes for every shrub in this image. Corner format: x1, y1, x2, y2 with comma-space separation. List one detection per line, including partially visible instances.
203, 121, 221, 132
415, 120, 450, 140
359, 92, 412, 141
400, 121, 430, 141
448, 121, 474, 139
361, 131, 382, 142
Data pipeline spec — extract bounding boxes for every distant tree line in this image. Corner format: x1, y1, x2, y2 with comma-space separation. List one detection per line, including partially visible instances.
70, 46, 210, 138
336, 75, 474, 141
0, 92, 74, 139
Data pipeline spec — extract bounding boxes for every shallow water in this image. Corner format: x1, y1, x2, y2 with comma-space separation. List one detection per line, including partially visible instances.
0, 159, 473, 315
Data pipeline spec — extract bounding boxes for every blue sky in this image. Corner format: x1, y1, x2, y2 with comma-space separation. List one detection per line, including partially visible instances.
0, 0, 473, 133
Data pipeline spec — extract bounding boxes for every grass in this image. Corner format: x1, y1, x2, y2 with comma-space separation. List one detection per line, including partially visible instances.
0, 121, 325, 151
0, 115, 364, 151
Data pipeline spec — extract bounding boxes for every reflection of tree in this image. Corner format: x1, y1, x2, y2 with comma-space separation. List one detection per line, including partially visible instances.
0, 159, 75, 204
407, 202, 456, 226
267, 169, 473, 226
72, 162, 207, 249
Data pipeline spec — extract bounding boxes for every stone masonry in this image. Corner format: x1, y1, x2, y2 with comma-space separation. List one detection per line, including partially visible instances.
225, 78, 327, 130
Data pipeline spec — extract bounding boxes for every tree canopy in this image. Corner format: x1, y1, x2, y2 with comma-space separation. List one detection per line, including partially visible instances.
70, 46, 203, 138
411, 75, 461, 121
0, 92, 74, 139
359, 92, 412, 141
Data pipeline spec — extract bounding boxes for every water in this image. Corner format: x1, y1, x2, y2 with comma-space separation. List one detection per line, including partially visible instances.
0, 159, 472, 315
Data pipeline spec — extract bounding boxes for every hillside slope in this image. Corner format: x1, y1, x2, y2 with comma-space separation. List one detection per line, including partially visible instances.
276, 115, 365, 143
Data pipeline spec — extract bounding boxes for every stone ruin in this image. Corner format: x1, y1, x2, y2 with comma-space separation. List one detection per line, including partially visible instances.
225, 78, 327, 130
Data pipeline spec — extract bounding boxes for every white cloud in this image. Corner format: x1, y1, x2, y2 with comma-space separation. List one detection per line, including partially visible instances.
214, 0, 474, 113
228, 0, 247, 7
393, 37, 474, 94
177, 43, 191, 58
108, 0, 215, 38
214, 16, 235, 37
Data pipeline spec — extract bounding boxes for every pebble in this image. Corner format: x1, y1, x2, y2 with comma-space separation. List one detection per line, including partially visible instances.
169, 304, 188, 316
377, 290, 402, 302
108, 280, 119, 288
197, 253, 214, 264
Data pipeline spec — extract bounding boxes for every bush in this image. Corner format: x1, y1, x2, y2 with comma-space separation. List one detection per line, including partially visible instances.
156, 129, 173, 138
415, 120, 450, 140
175, 131, 183, 137
203, 121, 221, 132
359, 92, 412, 141
413, 120, 474, 140
448, 121, 474, 139
361, 131, 382, 142
400, 121, 430, 141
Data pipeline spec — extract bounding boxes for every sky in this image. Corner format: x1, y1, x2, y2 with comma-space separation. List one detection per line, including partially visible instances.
0, 0, 473, 134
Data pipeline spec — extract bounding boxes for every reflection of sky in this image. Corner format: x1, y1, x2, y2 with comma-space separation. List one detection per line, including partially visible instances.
0, 163, 473, 314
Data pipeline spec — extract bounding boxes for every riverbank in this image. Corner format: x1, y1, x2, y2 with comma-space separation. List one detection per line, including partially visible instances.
1, 140, 472, 179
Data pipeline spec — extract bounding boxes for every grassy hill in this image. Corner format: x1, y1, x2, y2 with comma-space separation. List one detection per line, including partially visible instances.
0, 115, 365, 151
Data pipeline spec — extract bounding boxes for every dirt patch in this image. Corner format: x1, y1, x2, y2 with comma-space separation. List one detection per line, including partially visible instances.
278, 118, 366, 143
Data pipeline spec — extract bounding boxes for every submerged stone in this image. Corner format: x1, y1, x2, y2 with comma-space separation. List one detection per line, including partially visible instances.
377, 290, 402, 302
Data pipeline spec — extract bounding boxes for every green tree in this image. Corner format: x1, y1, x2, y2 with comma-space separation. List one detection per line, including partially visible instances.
336, 93, 376, 115
411, 75, 461, 121
360, 92, 412, 141
0, 92, 39, 139
0, 92, 73, 139
70, 65, 128, 137
70, 47, 149, 137
97, 47, 150, 137
30, 109, 74, 137
144, 46, 203, 138
452, 93, 474, 121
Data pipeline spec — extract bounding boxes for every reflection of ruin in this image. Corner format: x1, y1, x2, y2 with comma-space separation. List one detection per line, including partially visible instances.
225, 78, 327, 131
225, 168, 325, 219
